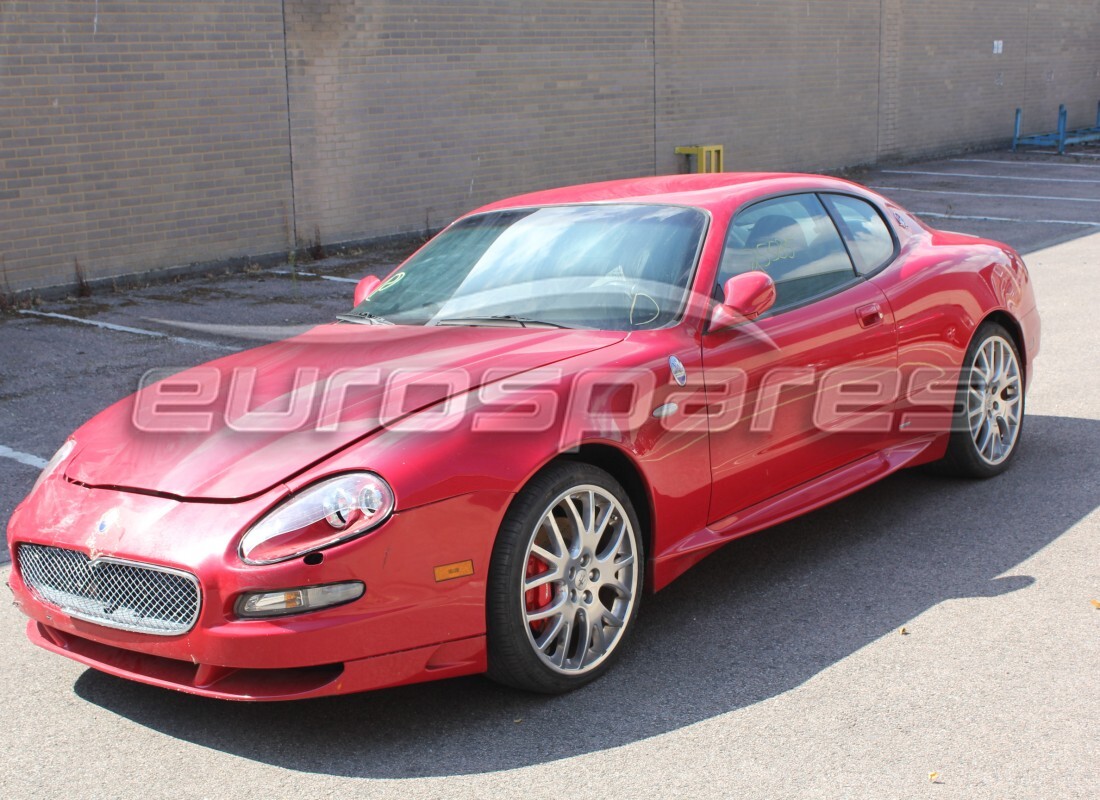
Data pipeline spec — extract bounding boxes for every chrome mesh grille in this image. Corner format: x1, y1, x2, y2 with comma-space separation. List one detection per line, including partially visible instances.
16, 544, 200, 635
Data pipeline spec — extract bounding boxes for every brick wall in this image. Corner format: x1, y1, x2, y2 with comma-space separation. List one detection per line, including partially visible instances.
0, 1, 293, 293
876, 0, 1100, 158
656, 0, 1100, 168
1022, 0, 1100, 131
880, 1, 1033, 158
283, 0, 655, 248
655, 0, 882, 173
2, 1, 1098, 293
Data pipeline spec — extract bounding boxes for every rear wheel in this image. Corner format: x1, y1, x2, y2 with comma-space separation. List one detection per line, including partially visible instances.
938, 322, 1024, 478
486, 462, 643, 693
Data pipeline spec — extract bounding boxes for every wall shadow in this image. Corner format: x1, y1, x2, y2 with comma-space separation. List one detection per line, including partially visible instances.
74, 413, 1099, 779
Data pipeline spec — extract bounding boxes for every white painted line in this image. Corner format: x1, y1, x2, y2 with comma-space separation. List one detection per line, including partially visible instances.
147, 318, 311, 342
951, 157, 1100, 171
18, 310, 235, 351
269, 269, 359, 284
870, 185, 1100, 204
913, 211, 1100, 227
1026, 150, 1100, 159
0, 445, 48, 470
883, 169, 1100, 185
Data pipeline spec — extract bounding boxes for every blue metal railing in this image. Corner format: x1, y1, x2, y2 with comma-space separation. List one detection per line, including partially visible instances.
1013, 102, 1100, 155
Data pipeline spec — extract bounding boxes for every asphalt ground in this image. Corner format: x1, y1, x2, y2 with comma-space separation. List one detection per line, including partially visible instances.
1, 148, 1098, 799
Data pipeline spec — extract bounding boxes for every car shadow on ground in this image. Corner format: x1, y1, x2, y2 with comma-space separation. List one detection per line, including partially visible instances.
74, 414, 1099, 779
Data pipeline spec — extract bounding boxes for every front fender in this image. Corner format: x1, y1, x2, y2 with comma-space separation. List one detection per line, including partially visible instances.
286, 329, 714, 587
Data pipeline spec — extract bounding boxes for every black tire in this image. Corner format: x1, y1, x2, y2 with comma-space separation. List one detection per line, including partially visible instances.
486, 461, 644, 693
936, 322, 1025, 478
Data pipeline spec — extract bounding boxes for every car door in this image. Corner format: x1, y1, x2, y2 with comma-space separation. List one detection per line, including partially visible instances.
702, 193, 899, 525
821, 191, 961, 447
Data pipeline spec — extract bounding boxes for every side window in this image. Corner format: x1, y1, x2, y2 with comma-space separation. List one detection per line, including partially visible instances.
822, 194, 896, 275
719, 194, 857, 312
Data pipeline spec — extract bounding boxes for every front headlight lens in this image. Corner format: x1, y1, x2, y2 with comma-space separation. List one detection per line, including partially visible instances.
32, 439, 76, 491
239, 472, 395, 565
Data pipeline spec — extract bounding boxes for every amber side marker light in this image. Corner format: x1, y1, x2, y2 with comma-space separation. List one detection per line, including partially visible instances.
434, 560, 475, 582
237, 581, 365, 618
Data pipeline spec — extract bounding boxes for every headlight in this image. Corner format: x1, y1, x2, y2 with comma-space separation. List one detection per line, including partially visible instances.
239, 472, 395, 565
32, 439, 76, 492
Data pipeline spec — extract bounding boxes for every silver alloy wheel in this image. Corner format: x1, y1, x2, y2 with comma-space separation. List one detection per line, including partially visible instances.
521, 484, 639, 675
966, 334, 1022, 466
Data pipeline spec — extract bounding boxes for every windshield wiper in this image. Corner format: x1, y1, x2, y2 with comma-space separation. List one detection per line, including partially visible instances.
434, 314, 571, 329
336, 311, 393, 326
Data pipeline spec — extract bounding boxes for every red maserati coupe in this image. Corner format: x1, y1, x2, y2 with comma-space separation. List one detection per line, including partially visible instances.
7, 173, 1039, 699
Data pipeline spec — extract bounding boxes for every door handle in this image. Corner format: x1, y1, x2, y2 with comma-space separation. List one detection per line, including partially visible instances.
856, 303, 883, 328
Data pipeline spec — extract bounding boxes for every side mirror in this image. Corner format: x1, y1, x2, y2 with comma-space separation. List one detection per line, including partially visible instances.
353, 275, 382, 307
709, 271, 776, 332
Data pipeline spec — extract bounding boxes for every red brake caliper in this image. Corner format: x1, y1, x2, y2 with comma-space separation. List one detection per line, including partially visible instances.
524, 555, 553, 633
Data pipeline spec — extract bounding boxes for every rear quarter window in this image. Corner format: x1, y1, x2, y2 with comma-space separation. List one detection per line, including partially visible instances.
822, 194, 897, 275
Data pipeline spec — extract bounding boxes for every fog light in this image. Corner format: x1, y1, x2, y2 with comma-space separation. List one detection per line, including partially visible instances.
237, 581, 364, 618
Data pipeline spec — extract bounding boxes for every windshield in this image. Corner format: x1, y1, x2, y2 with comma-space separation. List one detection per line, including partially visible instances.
343, 204, 708, 330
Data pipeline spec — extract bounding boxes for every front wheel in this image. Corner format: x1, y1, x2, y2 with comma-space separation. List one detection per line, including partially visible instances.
486, 462, 643, 693
938, 322, 1025, 478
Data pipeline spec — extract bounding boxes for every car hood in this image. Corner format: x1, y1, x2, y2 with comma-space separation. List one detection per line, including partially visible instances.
64, 323, 625, 500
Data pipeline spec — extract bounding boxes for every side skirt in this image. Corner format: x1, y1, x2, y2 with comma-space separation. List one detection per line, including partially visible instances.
651, 436, 937, 590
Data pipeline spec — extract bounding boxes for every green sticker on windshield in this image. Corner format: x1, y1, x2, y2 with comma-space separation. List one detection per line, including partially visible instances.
378, 271, 405, 291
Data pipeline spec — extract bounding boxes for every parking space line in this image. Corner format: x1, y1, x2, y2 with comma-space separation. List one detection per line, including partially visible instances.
0, 445, 47, 470
870, 185, 1100, 204
18, 310, 236, 351
913, 211, 1100, 227
269, 269, 359, 284
1027, 150, 1100, 159
951, 157, 1100, 170
883, 169, 1100, 185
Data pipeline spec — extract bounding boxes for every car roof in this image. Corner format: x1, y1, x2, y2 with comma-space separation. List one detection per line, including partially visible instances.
470, 172, 868, 216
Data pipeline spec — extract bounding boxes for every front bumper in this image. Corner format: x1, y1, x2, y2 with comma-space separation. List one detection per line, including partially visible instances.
8, 478, 510, 699
27, 620, 486, 700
